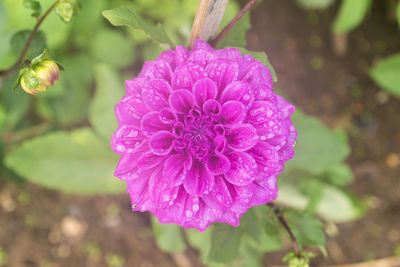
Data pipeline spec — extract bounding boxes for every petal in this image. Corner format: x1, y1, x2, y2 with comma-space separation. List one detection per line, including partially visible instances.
213, 134, 226, 153
220, 101, 245, 124
169, 89, 195, 113
127, 175, 154, 212
188, 50, 216, 67
225, 152, 257, 186
172, 63, 205, 90
138, 60, 173, 82
174, 46, 189, 67
115, 95, 149, 126
202, 175, 234, 210
140, 111, 171, 136
111, 125, 144, 154
159, 107, 177, 124
202, 99, 221, 116
142, 79, 171, 110
206, 153, 231, 174
137, 151, 166, 170
192, 39, 214, 52
125, 78, 146, 95
163, 153, 191, 187
149, 130, 175, 155
205, 59, 239, 89
226, 124, 258, 151
220, 81, 249, 103
249, 141, 281, 177
192, 78, 218, 107
183, 161, 214, 196
148, 165, 181, 208
114, 143, 148, 178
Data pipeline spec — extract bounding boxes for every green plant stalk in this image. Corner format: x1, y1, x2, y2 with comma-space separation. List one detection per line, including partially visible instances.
0, 0, 60, 77
268, 203, 301, 256
210, 0, 257, 47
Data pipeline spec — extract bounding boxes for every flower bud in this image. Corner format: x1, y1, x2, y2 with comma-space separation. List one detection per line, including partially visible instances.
19, 59, 60, 95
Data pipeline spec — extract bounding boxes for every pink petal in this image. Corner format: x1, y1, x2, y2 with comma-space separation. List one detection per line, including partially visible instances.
137, 151, 166, 170
148, 165, 181, 208
192, 39, 213, 52
192, 78, 218, 107
202, 99, 221, 116
202, 175, 234, 210
163, 154, 191, 187
174, 46, 189, 67
248, 141, 281, 177
220, 101, 245, 124
226, 124, 258, 151
183, 161, 214, 196
213, 134, 227, 153
169, 89, 195, 114
126, 174, 154, 212
205, 59, 239, 89
115, 95, 149, 126
225, 152, 257, 186
149, 130, 175, 155
125, 78, 146, 95
111, 125, 144, 154
172, 63, 205, 90
159, 107, 177, 124
188, 50, 216, 67
206, 153, 231, 174
220, 81, 250, 103
142, 79, 171, 110
138, 60, 173, 82
140, 111, 171, 136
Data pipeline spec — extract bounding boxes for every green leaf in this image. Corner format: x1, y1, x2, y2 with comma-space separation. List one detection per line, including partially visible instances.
238, 48, 278, 82
217, 14, 250, 48
0, 73, 30, 131
325, 163, 353, 186
332, 0, 372, 33
89, 64, 124, 141
369, 53, 400, 97
208, 224, 242, 263
285, 111, 350, 175
102, 6, 174, 47
10, 30, 46, 59
278, 183, 364, 223
56, 0, 79, 23
23, 0, 41, 17
295, 0, 335, 10
4, 128, 123, 194
285, 209, 326, 248
90, 30, 135, 68
186, 228, 212, 262
151, 218, 186, 252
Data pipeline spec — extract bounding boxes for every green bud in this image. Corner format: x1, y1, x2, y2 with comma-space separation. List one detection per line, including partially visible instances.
19, 60, 60, 95
56, 0, 80, 23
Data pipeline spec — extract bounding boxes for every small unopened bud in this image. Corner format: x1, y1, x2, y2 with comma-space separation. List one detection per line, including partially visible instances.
20, 60, 60, 95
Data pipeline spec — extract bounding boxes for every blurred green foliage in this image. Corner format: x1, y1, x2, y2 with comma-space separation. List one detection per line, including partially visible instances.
0, 1, 367, 267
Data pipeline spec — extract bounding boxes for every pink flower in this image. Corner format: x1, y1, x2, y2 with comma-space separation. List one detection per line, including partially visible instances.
111, 39, 297, 231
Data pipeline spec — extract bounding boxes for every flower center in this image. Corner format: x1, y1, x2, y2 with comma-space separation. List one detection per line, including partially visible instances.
172, 107, 225, 161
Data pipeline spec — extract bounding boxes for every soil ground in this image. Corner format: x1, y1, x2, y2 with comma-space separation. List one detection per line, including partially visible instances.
1, 0, 400, 266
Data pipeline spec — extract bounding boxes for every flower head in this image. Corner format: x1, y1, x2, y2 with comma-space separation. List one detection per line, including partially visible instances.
111, 39, 297, 231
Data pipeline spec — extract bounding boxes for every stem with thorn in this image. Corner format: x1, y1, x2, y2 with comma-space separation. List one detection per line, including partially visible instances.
210, 0, 257, 47
0, 0, 60, 77
268, 203, 301, 256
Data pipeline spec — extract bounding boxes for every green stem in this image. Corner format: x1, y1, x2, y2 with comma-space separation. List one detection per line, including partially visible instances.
0, 0, 60, 77
268, 203, 301, 256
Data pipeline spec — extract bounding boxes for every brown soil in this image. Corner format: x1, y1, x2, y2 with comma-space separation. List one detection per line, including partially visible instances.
1, 0, 400, 266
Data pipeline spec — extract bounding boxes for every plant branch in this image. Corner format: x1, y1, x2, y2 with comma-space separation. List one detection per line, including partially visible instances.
210, 0, 257, 47
268, 203, 301, 256
0, 0, 60, 77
